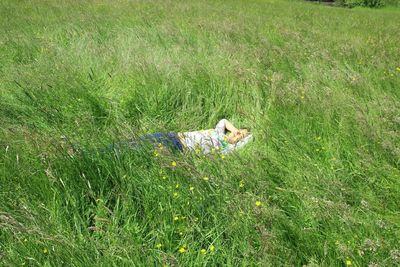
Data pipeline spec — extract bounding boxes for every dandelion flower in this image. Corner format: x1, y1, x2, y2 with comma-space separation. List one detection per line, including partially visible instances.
220, 154, 225, 159
203, 176, 209, 181
189, 186, 194, 191
171, 161, 177, 167
200, 248, 207, 254
195, 148, 201, 154
346, 259, 352, 266
239, 180, 245, 188
175, 184, 180, 189
173, 192, 178, 198
155, 243, 162, 249
255, 200, 262, 207
43, 248, 48, 254
174, 216, 179, 221
209, 244, 215, 252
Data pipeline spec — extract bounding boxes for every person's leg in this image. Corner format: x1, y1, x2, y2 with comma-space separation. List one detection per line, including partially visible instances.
167, 132, 183, 152
100, 132, 183, 154
141, 132, 183, 152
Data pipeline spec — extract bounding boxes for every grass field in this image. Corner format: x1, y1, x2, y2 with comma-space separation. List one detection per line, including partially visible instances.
1, 0, 400, 266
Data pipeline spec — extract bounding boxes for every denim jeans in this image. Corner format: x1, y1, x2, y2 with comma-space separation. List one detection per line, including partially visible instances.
107, 132, 183, 153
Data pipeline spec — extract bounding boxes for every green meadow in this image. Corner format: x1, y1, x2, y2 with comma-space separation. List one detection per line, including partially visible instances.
1, 0, 399, 266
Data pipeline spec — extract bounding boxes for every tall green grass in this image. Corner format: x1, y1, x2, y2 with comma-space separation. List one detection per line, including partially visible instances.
1, 0, 399, 266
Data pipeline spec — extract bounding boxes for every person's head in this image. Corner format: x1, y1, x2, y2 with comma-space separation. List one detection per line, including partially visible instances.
227, 129, 249, 144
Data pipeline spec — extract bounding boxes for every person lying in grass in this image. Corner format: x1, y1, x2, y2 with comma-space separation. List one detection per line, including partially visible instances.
121, 119, 253, 155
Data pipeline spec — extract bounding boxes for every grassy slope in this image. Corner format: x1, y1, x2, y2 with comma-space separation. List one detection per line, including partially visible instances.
1, 0, 399, 266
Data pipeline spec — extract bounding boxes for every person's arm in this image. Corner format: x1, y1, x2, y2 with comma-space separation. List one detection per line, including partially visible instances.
215, 119, 238, 135
223, 119, 239, 133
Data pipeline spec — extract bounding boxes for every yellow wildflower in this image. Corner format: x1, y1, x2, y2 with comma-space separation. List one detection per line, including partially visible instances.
43, 248, 48, 254
178, 244, 187, 253
175, 184, 180, 189
200, 248, 207, 254
346, 259, 352, 266
203, 176, 209, 181
189, 186, 194, 191
255, 200, 262, 207
162, 176, 167, 180
173, 192, 178, 198
153, 150, 159, 157
220, 154, 225, 159
209, 244, 215, 252
155, 243, 162, 249
174, 216, 179, 221
171, 161, 177, 167
396, 67, 400, 72
239, 180, 245, 188
195, 148, 201, 154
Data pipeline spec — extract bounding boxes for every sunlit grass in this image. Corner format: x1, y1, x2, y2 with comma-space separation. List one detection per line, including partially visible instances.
1, 0, 399, 266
